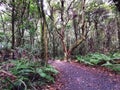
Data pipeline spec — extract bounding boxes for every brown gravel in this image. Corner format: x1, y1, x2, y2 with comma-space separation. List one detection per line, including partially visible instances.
48, 60, 120, 90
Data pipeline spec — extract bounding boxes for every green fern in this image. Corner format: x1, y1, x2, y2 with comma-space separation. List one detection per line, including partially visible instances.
77, 52, 120, 73
0, 59, 58, 90
77, 53, 111, 65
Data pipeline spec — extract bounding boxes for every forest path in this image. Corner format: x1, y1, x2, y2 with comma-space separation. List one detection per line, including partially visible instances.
48, 60, 120, 90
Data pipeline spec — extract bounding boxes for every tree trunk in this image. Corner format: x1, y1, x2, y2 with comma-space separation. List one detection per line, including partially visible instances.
52, 34, 56, 59
36, 0, 48, 65
57, 0, 86, 60
116, 13, 120, 50
73, 14, 78, 41
16, 28, 22, 47
11, 0, 15, 59
118, 25, 120, 49
106, 26, 111, 50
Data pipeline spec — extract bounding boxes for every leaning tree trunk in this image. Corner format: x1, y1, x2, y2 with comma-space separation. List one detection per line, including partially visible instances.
57, 0, 86, 60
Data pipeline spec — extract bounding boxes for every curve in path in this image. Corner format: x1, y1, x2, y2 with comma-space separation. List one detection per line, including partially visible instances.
49, 60, 120, 90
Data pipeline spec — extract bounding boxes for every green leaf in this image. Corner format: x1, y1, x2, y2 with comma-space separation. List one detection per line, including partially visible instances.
0, 32, 5, 35
40, 73, 47, 78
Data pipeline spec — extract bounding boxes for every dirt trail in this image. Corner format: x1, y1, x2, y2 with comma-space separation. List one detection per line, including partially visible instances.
48, 60, 120, 90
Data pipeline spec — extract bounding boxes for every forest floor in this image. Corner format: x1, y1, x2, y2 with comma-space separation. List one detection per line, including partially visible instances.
45, 60, 120, 90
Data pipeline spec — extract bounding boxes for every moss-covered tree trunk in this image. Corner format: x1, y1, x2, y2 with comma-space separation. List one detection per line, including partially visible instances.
37, 0, 48, 65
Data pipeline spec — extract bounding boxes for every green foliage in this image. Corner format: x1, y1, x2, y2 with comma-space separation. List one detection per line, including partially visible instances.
29, 1, 38, 14
77, 53, 111, 65
110, 52, 120, 59
77, 52, 120, 72
0, 42, 11, 49
0, 59, 58, 90
52, 2, 61, 10
36, 65, 58, 83
102, 63, 120, 72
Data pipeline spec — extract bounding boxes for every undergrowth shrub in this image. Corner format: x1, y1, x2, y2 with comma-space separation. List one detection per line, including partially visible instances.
77, 53, 111, 65
0, 59, 58, 90
110, 52, 120, 59
76, 52, 120, 73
